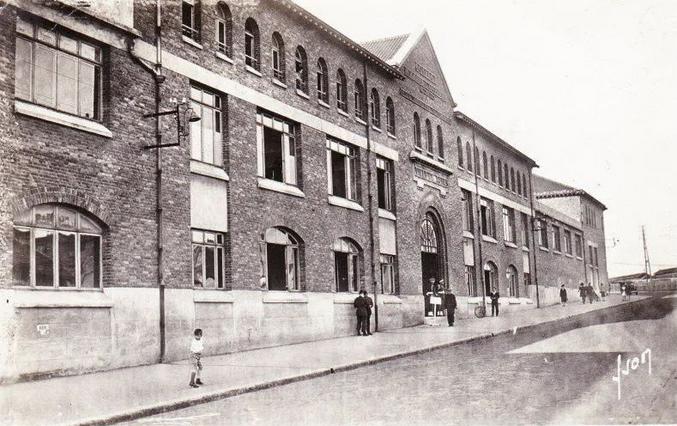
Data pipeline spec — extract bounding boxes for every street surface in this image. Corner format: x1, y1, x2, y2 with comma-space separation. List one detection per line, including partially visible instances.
128, 295, 677, 425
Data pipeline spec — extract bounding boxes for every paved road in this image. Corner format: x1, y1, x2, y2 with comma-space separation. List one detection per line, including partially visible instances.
128, 295, 677, 425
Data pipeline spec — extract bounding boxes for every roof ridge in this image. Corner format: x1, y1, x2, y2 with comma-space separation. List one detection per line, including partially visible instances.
360, 33, 410, 45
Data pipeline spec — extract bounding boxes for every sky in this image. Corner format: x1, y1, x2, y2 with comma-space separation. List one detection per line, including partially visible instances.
295, 0, 677, 277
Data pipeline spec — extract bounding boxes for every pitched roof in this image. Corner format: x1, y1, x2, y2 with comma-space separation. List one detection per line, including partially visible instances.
609, 272, 649, 282
361, 34, 410, 64
533, 175, 607, 210
654, 267, 677, 277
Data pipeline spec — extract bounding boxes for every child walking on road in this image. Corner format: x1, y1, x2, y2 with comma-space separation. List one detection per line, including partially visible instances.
189, 328, 204, 388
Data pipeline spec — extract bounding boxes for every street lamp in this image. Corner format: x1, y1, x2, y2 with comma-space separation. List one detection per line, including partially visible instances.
142, 99, 200, 150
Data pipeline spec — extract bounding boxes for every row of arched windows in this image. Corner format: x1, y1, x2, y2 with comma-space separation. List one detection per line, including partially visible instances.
185, 2, 398, 136
413, 113, 444, 159
456, 137, 529, 199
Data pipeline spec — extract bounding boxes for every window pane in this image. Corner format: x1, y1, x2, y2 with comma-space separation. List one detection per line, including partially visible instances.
34, 44, 56, 107
37, 27, 57, 45
266, 243, 287, 290
217, 247, 224, 288
79, 42, 98, 62
201, 107, 214, 164
34, 205, 54, 227
56, 207, 77, 230
286, 246, 297, 290
204, 246, 215, 288
264, 126, 284, 182
331, 151, 346, 197
193, 245, 203, 287
59, 35, 78, 54
12, 228, 31, 286
15, 38, 32, 100
58, 232, 76, 287
35, 229, 54, 287
80, 234, 101, 288
78, 62, 96, 119
16, 18, 33, 36
57, 54, 78, 114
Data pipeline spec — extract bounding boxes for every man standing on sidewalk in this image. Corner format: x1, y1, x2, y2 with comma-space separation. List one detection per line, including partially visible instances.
444, 288, 457, 326
579, 283, 586, 303
354, 290, 369, 336
489, 287, 500, 317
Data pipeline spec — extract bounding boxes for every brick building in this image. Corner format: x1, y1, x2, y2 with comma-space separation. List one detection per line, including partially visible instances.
0, 0, 608, 383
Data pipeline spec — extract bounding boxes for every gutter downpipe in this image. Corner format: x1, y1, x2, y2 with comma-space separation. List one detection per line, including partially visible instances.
127, 0, 166, 362
527, 170, 540, 308
363, 62, 378, 331
471, 130, 487, 314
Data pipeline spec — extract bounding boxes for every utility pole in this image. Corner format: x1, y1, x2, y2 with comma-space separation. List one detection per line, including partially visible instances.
642, 226, 652, 289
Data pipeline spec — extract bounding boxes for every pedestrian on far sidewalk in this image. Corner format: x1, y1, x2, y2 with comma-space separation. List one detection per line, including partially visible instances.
189, 328, 204, 388
444, 288, 457, 326
364, 289, 374, 335
353, 290, 369, 336
579, 283, 586, 304
489, 287, 500, 317
621, 284, 627, 301
559, 284, 568, 307
587, 283, 595, 304
600, 282, 607, 301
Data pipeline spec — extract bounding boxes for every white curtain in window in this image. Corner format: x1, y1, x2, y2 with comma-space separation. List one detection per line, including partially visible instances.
378, 218, 397, 255
190, 174, 228, 231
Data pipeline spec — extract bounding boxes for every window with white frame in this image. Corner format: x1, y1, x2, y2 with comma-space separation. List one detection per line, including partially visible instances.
385, 97, 395, 135
262, 227, 300, 291
575, 233, 583, 258
317, 58, 329, 103
182, 0, 200, 41
295, 46, 308, 93
564, 229, 572, 255
480, 197, 495, 238
15, 17, 102, 120
190, 85, 222, 166
462, 189, 474, 233
256, 111, 298, 185
370, 88, 381, 128
12, 204, 102, 288
376, 157, 393, 211
334, 238, 361, 293
380, 254, 396, 294
538, 219, 549, 248
552, 225, 562, 252
271, 32, 285, 81
502, 206, 516, 243
192, 229, 225, 289
215, 2, 232, 56
336, 69, 347, 112
244, 18, 260, 70
327, 138, 358, 201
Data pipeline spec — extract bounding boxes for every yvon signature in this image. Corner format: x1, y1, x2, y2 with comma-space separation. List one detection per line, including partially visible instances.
611, 348, 652, 400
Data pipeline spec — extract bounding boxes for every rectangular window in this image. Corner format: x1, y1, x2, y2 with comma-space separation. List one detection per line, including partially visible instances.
462, 190, 474, 233
12, 228, 31, 286
16, 18, 102, 120
552, 225, 561, 252
34, 229, 54, 287
58, 232, 76, 287
327, 138, 358, 201
376, 157, 393, 211
182, 0, 200, 41
256, 112, 298, 185
380, 254, 396, 294
190, 86, 223, 166
80, 234, 101, 288
521, 213, 530, 248
564, 229, 572, 255
594, 247, 599, 266
575, 234, 583, 258
192, 230, 225, 289
502, 207, 515, 243
480, 197, 495, 238
538, 220, 549, 248
465, 265, 477, 297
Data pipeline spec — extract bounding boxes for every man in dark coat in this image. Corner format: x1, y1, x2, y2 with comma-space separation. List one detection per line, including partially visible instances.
353, 290, 369, 336
559, 284, 568, 306
364, 289, 374, 335
489, 287, 500, 317
579, 283, 586, 303
444, 289, 457, 326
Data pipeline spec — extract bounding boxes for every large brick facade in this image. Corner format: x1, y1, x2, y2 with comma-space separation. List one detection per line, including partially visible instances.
0, 0, 608, 383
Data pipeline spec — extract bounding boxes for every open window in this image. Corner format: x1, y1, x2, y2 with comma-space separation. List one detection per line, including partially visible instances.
261, 228, 301, 291
256, 111, 298, 185
333, 238, 362, 293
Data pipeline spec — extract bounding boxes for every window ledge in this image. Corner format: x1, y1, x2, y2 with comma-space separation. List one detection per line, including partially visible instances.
481, 235, 498, 244
508, 298, 522, 305
576, 256, 584, 261
296, 89, 310, 99
334, 293, 359, 304
565, 253, 574, 258
408, 150, 454, 175
10, 288, 112, 308
337, 108, 350, 118
190, 160, 229, 181
378, 208, 397, 221
539, 246, 550, 252
553, 250, 562, 255
463, 230, 475, 239
15, 100, 112, 138
504, 241, 518, 249
318, 99, 330, 109
215, 51, 234, 64
245, 65, 262, 77
371, 125, 382, 133
193, 289, 233, 303
257, 177, 305, 198
182, 35, 203, 50
272, 78, 287, 89
355, 117, 367, 126
328, 195, 364, 212
381, 295, 403, 304
522, 246, 530, 252
262, 291, 308, 304
387, 132, 397, 140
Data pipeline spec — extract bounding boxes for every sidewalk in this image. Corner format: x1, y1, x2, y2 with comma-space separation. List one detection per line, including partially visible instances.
0, 295, 647, 426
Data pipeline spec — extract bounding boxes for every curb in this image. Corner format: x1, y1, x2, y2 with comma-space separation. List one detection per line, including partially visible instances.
73, 298, 650, 425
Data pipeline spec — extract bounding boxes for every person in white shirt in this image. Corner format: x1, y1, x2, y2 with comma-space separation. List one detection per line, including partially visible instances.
189, 328, 204, 388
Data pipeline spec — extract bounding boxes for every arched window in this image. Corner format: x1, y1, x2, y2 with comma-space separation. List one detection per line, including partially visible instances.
316, 57, 328, 103
523, 174, 528, 198
385, 97, 395, 135
507, 265, 519, 297
516, 171, 522, 195
295, 46, 308, 93
420, 215, 438, 254
262, 227, 301, 291
490, 155, 496, 182
354, 79, 365, 120
271, 32, 285, 81
457, 137, 463, 167
425, 119, 434, 153
504, 163, 509, 189
510, 167, 516, 192
370, 88, 381, 128
215, 2, 232, 57
483, 261, 498, 295
482, 151, 488, 179
12, 204, 102, 288
497, 159, 503, 186
336, 69, 347, 112
466, 142, 472, 172
437, 125, 444, 158
414, 112, 422, 148
244, 18, 260, 70
333, 238, 362, 293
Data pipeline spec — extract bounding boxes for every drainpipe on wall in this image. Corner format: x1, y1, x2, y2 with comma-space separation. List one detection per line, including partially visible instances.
471, 130, 487, 313
127, 0, 166, 362
527, 170, 540, 308
363, 62, 378, 331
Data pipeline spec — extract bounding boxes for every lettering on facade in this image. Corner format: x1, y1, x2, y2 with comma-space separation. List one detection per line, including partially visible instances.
414, 163, 449, 188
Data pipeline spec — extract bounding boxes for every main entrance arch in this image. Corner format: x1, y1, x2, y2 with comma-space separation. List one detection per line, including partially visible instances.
420, 211, 446, 317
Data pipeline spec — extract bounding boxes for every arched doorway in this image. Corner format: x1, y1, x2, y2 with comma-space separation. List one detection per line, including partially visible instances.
483, 261, 498, 296
420, 211, 445, 317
